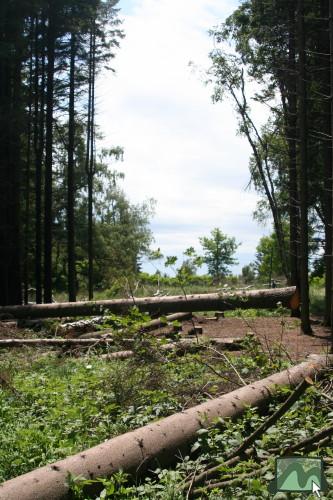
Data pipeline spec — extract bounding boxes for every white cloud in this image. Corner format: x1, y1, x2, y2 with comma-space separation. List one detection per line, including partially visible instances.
96, 0, 270, 274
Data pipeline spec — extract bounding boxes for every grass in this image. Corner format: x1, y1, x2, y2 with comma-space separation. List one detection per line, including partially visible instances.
310, 281, 325, 317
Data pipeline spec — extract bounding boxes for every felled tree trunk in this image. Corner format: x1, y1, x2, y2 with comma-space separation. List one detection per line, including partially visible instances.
100, 338, 245, 360
0, 355, 329, 500
0, 338, 114, 348
0, 337, 243, 351
59, 312, 193, 338
0, 287, 298, 319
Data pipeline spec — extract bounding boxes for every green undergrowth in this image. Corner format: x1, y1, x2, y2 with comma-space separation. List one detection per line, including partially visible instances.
1, 310, 330, 500
309, 278, 325, 317
0, 332, 277, 483
69, 378, 333, 499
224, 307, 290, 318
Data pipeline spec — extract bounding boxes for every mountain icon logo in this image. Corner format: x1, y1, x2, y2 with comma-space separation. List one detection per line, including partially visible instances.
269, 457, 328, 496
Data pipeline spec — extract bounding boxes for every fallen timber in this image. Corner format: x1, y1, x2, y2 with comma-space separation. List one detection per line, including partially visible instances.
0, 354, 329, 500
0, 286, 298, 319
0, 338, 115, 348
0, 337, 243, 351
99, 338, 244, 360
58, 311, 193, 338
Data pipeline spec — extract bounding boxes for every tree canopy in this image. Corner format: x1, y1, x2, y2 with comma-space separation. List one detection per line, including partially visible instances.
199, 228, 239, 281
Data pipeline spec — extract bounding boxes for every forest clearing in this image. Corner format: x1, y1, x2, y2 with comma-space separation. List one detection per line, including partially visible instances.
0, 290, 333, 499
2, 0, 333, 498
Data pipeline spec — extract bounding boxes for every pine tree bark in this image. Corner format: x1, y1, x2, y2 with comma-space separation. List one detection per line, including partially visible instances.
329, 0, 333, 336
0, 2, 23, 306
23, 20, 34, 304
320, 0, 332, 326
86, 25, 96, 300
43, 5, 56, 303
0, 287, 298, 319
287, 3, 299, 292
34, 14, 46, 304
297, 0, 312, 334
67, 32, 76, 302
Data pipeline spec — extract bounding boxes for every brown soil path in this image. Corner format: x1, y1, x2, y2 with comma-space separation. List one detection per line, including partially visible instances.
186, 315, 332, 361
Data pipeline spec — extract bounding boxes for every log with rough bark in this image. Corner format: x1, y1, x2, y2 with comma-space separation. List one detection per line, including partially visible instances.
0, 354, 329, 500
0, 287, 298, 319
57, 317, 106, 337
77, 330, 113, 339
0, 337, 243, 352
60, 312, 193, 338
100, 340, 202, 360
141, 312, 193, 331
100, 338, 245, 360
0, 338, 115, 348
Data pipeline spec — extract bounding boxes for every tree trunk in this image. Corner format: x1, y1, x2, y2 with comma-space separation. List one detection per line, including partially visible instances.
87, 175, 94, 299
287, 3, 299, 291
23, 20, 34, 305
87, 25, 96, 301
0, 337, 243, 351
0, 286, 299, 319
232, 80, 289, 281
43, 5, 55, 304
297, 0, 312, 334
67, 31, 76, 302
330, 0, 333, 338
100, 338, 245, 359
34, 14, 46, 304
59, 311, 193, 337
0, 339, 116, 348
320, 0, 333, 326
0, 3, 23, 306
0, 355, 329, 500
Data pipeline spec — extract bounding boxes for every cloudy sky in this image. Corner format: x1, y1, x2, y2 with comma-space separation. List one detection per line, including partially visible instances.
97, 0, 270, 274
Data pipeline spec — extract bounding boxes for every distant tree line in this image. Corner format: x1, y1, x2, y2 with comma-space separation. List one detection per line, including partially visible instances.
208, 0, 333, 333
0, 0, 153, 306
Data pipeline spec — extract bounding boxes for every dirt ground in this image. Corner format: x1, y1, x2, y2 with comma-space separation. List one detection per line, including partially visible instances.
0, 315, 331, 363
185, 315, 332, 362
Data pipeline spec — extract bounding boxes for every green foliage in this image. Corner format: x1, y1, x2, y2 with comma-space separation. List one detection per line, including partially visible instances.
3, 310, 332, 499
309, 277, 325, 316
54, 154, 155, 292
0, 338, 262, 483
70, 372, 333, 498
0, 321, 281, 486
199, 228, 239, 281
225, 307, 289, 319
254, 232, 285, 281
241, 263, 256, 283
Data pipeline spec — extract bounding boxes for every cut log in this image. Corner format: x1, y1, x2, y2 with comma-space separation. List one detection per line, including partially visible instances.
61, 312, 193, 338
89, 338, 244, 360
0, 338, 115, 348
0, 355, 329, 500
95, 338, 244, 361
188, 326, 203, 336
0, 337, 243, 352
100, 339, 208, 360
141, 312, 192, 332
210, 337, 244, 350
0, 287, 298, 319
57, 317, 106, 337
78, 330, 113, 339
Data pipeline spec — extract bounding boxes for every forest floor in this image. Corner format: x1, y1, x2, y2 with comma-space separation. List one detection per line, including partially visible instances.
182, 315, 332, 361
0, 311, 333, 498
0, 314, 331, 361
